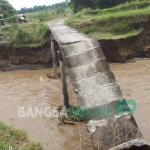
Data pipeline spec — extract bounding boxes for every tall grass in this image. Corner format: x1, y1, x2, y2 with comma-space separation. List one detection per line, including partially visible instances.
0, 22, 50, 48
24, 7, 72, 22
0, 121, 42, 150
65, 0, 150, 36
80, 0, 150, 16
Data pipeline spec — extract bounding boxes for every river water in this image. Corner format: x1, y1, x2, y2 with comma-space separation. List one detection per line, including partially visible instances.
0, 58, 150, 150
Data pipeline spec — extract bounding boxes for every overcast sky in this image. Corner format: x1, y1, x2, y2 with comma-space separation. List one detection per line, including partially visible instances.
8, 0, 65, 10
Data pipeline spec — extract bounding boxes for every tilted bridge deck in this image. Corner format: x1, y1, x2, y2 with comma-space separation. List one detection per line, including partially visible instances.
46, 19, 145, 150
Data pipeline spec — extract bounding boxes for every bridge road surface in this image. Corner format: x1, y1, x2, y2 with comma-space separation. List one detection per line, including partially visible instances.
47, 19, 90, 45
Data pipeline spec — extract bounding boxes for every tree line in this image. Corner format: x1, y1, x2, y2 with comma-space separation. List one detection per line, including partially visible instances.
0, 0, 69, 18
0, 0, 15, 17
0, 0, 135, 18
17, 2, 69, 14
69, 0, 133, 12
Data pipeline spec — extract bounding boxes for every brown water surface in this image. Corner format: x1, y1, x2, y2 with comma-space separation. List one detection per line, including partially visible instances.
0, 58, 150, 150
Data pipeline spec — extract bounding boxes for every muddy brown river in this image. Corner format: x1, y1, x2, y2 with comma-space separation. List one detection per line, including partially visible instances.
0, 58, 150, 150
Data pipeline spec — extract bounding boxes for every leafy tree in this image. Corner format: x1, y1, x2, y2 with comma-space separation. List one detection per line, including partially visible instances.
0, 0, 15, 17
56, 7, 65, 14
70, 0, 132, 12
20, 7, 32, 13
18, 2, 69, 14
69, 0, 95, 13
95, 0, 132, 8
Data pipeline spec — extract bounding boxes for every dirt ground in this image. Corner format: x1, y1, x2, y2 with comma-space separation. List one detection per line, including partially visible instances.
0, 58, 150, 150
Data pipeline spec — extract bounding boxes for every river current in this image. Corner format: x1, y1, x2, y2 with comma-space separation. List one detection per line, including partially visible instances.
0, 58, 150, 150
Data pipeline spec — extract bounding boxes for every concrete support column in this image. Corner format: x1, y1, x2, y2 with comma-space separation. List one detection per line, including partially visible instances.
50, 35, 58, 75
57, 51, 69, 108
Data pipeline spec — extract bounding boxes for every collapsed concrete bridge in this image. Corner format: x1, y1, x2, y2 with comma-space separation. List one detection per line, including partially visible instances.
47, 19, 150, 150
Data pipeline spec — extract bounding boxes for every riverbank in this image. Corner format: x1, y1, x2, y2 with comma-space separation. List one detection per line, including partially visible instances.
64, 0, 150, 63
0, 121, 42, 150
66, 0, 150, 36
100, 22, 150, 62
0, 22, 52, 71
0, 42, 52, 71
1, 11, 150, 71
1, 23, 150, 71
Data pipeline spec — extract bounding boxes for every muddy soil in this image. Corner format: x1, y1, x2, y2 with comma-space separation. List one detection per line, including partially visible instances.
99, 23, 150, 62
0, 58, 150, 150
0, 43, 52, 71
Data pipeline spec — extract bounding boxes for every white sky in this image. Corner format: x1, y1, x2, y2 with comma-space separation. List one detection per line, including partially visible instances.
8, 0, 65, 10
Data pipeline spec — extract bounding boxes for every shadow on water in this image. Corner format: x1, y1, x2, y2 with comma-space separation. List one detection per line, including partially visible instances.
122, 145, 150, 150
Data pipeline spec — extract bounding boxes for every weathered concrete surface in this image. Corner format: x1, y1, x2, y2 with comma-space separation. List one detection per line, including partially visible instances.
47, 19, 89, 45
47, 19, 147, 149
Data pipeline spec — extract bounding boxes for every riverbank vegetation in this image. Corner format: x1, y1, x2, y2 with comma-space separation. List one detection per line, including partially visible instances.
0, 1, 72, 48
69, 0, 132, 13
1, 0, 71, 24
66, 0, 150, 39
24, 7, 72, 22
0, 0, 15, 17
0, 22, 50, 48
17, 1, 69, 14
0, 121, 42, 150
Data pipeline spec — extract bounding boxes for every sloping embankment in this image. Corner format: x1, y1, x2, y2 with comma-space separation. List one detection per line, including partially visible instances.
1, 23, 150, 71
100, 23, 150, 62
0, 42, 52, 71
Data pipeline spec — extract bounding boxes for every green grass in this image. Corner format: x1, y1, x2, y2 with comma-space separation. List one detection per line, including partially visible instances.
0, 7, 73, 48
79, 0, 150, 16
25, 7, 72, 17
65, 0, 150, 39
0, 121, 42, 150
0, 22, 50, 48
3, 7, 72, 24
25, 12, 40, 17
65, 7, 72, 13
89, 29, 143, 40
24, 7, 72, 22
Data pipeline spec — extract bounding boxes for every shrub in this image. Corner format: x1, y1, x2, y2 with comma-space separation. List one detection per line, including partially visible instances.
0, 22, 50, 47
5, 15, 18, 23
111, 22, 133, 34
